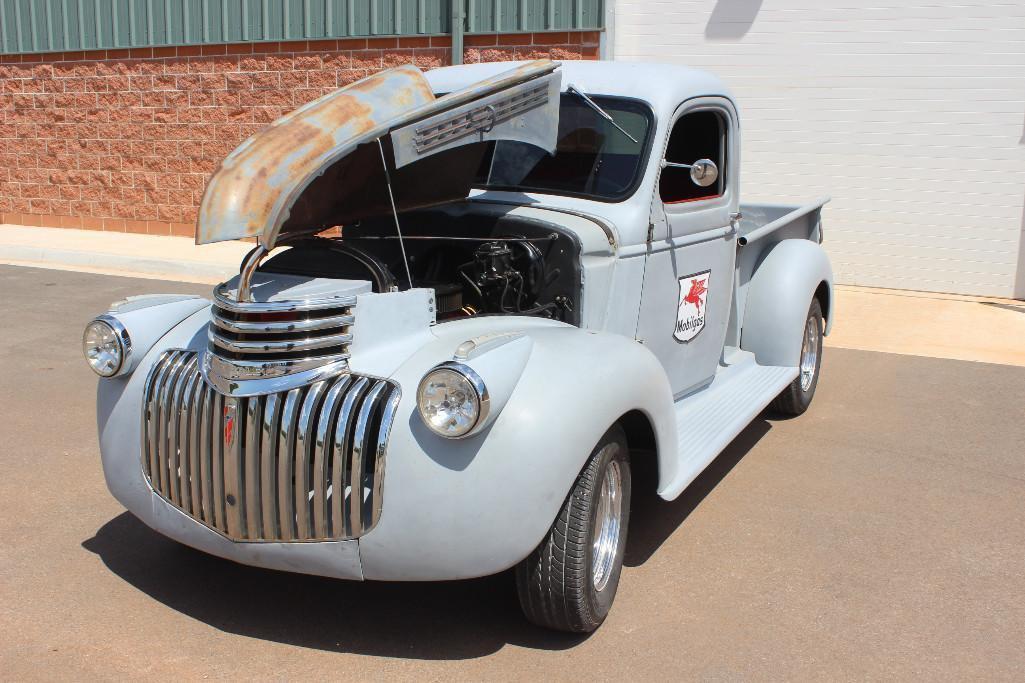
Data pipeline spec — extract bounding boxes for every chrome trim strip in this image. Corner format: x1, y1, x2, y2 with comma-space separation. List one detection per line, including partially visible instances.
213, 285, 356, 314
210, 313, 354, 335
209, 329, 353, 354
202, 353, 350, 397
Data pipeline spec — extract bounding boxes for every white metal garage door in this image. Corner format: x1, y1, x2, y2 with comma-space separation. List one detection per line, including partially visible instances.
608, 0, 1025, 297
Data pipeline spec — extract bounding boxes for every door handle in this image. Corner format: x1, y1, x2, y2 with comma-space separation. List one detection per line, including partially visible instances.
728, 212, 743, 236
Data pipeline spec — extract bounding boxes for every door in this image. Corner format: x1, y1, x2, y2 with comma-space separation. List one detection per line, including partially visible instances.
635, 98, 740, 398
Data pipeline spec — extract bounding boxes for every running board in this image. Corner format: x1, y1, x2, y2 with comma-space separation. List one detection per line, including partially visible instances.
658, 354, 797, 500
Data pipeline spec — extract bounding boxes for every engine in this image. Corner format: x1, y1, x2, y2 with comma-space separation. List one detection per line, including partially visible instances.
258, 208, 581, 326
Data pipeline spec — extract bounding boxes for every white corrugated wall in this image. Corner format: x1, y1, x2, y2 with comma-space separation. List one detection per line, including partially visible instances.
608, 0, 1025, 297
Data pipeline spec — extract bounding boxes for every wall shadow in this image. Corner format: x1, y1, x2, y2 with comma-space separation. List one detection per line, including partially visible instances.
705, 0, 764, 40
625, 417, 771, 566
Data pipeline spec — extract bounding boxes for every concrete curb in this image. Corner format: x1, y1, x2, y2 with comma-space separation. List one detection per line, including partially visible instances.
0, 244, 237, 283
0, 224, 249, 284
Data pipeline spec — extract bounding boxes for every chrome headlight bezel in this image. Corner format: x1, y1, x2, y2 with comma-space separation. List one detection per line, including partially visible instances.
416, 361, 490, 439
82, 314, 132, 377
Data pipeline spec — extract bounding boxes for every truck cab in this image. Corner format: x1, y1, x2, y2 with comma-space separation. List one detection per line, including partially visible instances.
84, 59, 833, 633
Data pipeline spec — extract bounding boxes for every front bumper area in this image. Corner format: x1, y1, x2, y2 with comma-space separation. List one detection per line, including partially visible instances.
97, 315, 365, 582
139, 488, 363, 580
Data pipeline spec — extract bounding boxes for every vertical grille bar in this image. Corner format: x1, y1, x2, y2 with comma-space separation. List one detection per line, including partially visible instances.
294, 382, 327, 540
313, 375, 350, 538
260, 393, 281, 539
244, 397, 263, 539
199, 383, 215, 526
210, 392, 225, 532
142, 350, 399, 543
368, 387, 401, 530
144, 351, 176, 480
277, 388, 303, 541
178, 366, 201, 513
333, 376, 370, 537
187, 373, 205, 518
349, 381, 387, 535
222, 396, 244, 539
167, 355, 198, 505
157, 353, 189, 498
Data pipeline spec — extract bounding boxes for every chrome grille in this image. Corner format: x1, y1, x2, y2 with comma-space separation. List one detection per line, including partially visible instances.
142, 349, 400, 542
208, 285, 355, 381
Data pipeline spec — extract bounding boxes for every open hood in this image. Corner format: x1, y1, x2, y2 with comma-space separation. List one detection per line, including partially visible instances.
196, 60, 561, 247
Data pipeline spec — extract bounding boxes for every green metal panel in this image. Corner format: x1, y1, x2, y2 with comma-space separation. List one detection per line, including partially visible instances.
0, 0, 601, 55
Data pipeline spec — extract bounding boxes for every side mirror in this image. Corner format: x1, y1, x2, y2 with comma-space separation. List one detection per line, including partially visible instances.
661, 158, 719, 187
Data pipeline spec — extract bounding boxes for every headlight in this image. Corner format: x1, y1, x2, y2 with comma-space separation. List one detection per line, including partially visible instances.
82, 315, 131, 377
417, 362, 490, 438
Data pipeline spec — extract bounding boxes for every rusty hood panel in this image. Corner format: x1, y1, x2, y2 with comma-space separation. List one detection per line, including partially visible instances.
196, 60, 560, 247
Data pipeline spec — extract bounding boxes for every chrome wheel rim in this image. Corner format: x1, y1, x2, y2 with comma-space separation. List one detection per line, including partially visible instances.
592, 458, 623, 592
800, 315, 820, 392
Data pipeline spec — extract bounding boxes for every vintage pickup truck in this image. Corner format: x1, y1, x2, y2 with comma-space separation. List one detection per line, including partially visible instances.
84, 59, 832, 632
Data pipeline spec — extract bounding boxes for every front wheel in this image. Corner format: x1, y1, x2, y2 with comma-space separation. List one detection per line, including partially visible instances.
770, 297, 824, 416
515, 425, 631, 633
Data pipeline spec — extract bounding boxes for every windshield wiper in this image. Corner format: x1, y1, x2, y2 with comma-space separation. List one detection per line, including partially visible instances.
566, 84, 639, 144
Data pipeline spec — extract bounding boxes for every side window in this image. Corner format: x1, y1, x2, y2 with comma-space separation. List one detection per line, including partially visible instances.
659, 110, 727, 204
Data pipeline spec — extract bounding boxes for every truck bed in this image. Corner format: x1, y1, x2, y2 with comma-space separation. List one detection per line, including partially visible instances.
738, 196, 830, 246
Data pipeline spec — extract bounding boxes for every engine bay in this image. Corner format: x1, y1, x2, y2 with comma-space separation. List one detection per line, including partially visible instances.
259, 204, 583, 326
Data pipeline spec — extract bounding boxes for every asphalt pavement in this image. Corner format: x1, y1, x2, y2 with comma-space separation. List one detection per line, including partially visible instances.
1, 264, 1023, 680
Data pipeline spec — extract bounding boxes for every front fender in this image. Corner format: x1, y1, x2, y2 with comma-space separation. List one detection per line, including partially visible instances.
358, 320, 677, 581
741, 239, 834, 367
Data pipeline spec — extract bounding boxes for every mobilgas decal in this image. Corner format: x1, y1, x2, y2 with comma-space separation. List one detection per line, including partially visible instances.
675, 270, 710, 343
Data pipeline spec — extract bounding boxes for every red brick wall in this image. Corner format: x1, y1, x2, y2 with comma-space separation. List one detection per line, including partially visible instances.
0, 31, 600, 237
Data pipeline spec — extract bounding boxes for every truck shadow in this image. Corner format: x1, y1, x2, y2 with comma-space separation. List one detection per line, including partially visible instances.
625, 417, 772, 567
81, 416, 771, 658
82, 515, 586, 658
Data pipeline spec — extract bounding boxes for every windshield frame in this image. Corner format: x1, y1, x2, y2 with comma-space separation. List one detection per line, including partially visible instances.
472, 94, 657, 204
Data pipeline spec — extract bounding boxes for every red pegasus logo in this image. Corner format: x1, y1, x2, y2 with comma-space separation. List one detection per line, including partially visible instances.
682, 277, 708, 311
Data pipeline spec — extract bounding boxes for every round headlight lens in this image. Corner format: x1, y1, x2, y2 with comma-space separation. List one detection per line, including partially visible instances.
83, 319, 125, 377
417, 364, 488, 438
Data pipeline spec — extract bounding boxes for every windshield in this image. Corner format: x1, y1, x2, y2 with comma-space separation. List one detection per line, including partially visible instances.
473, 94, 654, 201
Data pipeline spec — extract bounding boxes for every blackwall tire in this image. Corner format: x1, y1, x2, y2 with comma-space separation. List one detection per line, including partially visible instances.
515, 425, 631, 633
770, 297, 824, 416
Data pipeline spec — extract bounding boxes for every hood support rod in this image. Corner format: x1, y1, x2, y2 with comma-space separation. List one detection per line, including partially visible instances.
376, 138, 413, 291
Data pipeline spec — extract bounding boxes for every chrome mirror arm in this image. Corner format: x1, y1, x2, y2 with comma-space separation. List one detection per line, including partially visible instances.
660, 158, 719, 188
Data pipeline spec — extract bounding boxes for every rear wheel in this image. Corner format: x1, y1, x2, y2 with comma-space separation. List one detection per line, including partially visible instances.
771, 297, 824, 416
515, 426, 631, 633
